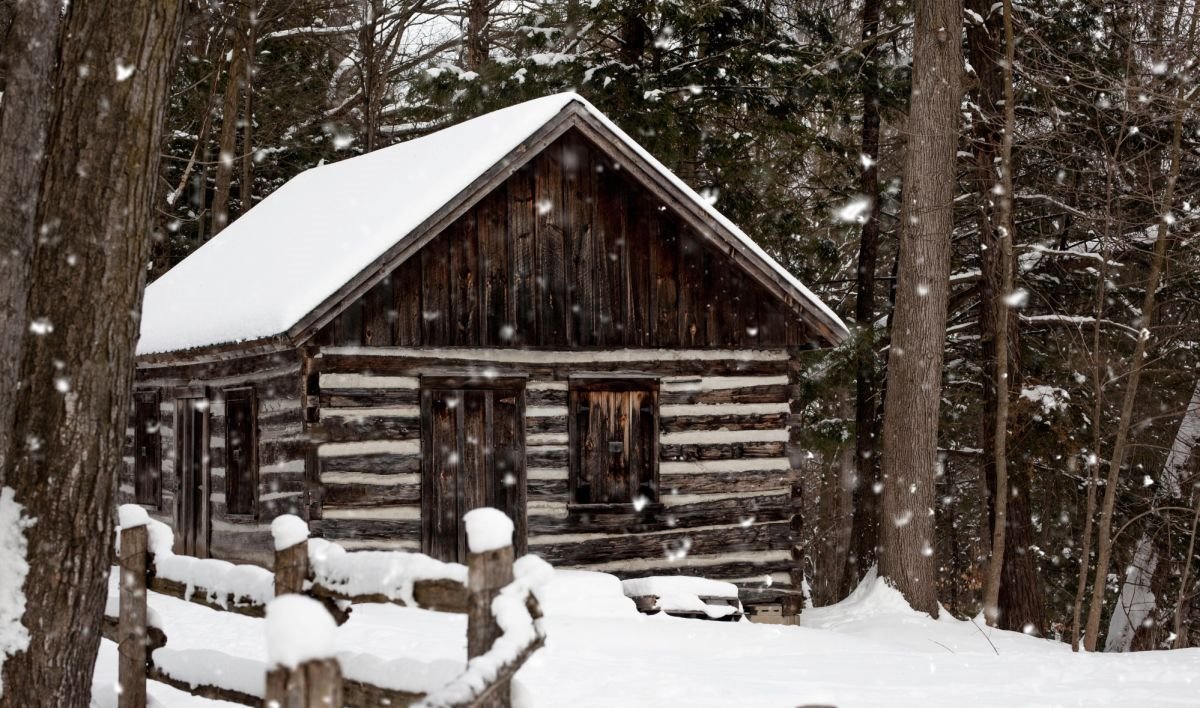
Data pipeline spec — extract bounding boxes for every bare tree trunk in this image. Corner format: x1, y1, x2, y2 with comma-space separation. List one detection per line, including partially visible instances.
982, 0, 1017, 627
241, 6, 256, 213
1083, 71, 1188, 652
1173, 499, 1200, 648
0, 0, 62, 484
0, 0, 186, 702
846, 0, 884, 594
1072, 256, 1113, 652
464, 0, 491, 72
878, 0, 962, 617
211, 8, 246, 235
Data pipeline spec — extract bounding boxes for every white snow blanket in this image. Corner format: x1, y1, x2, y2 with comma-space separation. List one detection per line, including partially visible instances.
94, 564, 1200, 707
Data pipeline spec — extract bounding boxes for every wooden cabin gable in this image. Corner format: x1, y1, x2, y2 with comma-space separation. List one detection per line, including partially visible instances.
311, 129, 819, 350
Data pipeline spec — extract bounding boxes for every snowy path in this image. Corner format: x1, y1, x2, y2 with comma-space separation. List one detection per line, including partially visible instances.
93, 569, 1200, 707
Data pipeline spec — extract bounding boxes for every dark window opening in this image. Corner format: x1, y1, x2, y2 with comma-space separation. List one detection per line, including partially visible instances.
569, 378, 659, 506
224, 387, 257, 517
133, 389, 161, 507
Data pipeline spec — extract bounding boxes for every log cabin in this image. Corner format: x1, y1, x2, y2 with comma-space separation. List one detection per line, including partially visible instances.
121, 92, 848, 615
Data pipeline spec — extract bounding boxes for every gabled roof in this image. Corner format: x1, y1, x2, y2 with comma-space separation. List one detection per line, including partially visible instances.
137, 93, 847, 356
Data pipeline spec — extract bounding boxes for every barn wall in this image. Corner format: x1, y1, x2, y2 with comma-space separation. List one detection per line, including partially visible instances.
122, 349, 308, 566
310, 346, 805, 604
313, 129, 817, 350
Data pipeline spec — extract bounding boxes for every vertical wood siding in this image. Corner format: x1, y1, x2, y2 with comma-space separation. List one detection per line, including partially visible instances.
314, 130, 816, 350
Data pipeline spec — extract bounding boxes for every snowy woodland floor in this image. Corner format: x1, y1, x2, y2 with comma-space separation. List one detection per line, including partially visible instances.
90, 568, 1200, 708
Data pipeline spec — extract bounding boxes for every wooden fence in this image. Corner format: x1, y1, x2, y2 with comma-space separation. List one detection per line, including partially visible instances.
106, 507, 545, 708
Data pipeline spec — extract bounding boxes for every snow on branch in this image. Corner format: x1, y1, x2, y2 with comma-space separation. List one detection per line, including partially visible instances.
1020, 314, 1141, 337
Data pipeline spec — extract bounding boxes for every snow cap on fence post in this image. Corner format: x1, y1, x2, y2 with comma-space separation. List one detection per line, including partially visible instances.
118, 503, 150, 530
265, 595, 336, 669
270, 514, 309, 551
463, 507, 514, 554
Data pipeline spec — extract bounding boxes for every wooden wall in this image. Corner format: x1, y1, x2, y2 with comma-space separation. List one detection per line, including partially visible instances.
313, 129, 817, 350
311, 347, 803, 604
122, 349, 309, 566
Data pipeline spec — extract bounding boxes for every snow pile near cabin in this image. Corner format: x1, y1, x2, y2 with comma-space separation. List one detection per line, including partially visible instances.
532, 570, 638, 618
0, 487, 32, 695
621, 576, 741, 619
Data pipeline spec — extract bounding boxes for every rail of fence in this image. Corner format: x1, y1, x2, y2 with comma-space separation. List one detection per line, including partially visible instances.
106, 505, 548, 708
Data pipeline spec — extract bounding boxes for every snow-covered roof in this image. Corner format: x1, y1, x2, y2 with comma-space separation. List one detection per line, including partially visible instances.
138, 93, 847, 355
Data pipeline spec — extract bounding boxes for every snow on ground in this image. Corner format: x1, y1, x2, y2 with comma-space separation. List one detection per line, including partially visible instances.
93, 566, 1200, 708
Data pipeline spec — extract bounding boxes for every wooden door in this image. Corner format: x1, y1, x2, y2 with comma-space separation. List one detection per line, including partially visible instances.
175, 396, 210, 557
571, 380, 659, 505
421, 378, 526, 563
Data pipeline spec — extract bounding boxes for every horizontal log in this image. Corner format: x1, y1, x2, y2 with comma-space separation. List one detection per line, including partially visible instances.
660, 469, 798, 495
531, 521, 790, 565
659, 413, 787, 433
260, 438, 310, 466
660, 441, 787, 461
312, 517, 421, 540
148, 664, 258, 707
136, 348, 301, 383
148, 576, 265, 618
528, 495, 788, 535
526, 416, 566, 435
737, 586, 802, 606
315, 415, 419, 443
324, 479, 421, 507
659, 384, 789, 405
528, 478, 568, 499
309, 577, 468, 614
527, 447, 568, 468
321, 452, 421, 475
101, 614, 167, 655
594, 556, 795, 582
319, 387, 420, 408
319, 353, 787, 379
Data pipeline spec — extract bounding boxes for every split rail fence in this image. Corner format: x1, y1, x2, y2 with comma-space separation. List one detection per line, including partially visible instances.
106, 506, 546, 708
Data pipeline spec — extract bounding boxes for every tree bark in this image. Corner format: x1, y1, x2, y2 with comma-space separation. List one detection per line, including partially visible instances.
966, 0, 1045, 635
878, 0, 962, 617
464, 0, 491, 72
981, 0, 1017, 628
0, 0, 186, 703
845, 0, 884, 595
0, 0, 62, 485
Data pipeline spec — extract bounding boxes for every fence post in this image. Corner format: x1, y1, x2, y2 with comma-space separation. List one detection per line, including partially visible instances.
272, 515, 310, 597
263, 596, 342, 708
465, 508, 515, 708
118, 515, 149, 708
